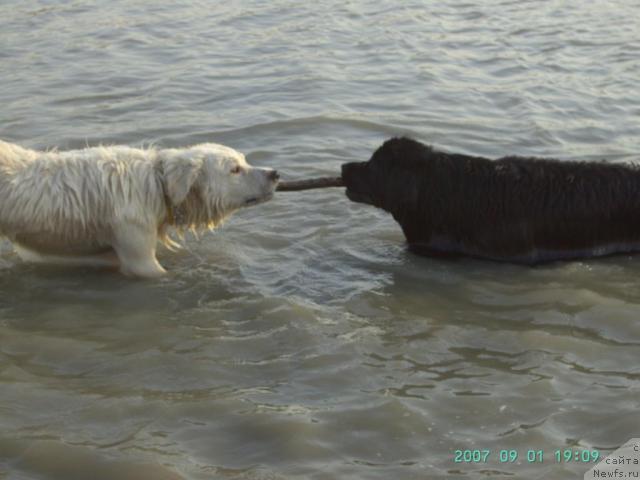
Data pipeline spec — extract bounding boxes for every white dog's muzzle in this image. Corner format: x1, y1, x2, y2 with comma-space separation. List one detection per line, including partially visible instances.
244, 168, 279, 206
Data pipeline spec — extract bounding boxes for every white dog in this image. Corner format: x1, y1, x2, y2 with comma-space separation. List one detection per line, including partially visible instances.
0, 140, 279, 277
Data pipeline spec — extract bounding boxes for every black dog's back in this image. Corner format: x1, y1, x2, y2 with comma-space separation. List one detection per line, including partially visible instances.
344, 138, 640, 264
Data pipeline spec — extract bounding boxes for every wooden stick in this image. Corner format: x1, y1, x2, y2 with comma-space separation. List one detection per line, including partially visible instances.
276, 176, 344, 191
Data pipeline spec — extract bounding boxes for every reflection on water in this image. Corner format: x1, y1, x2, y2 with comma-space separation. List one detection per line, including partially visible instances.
1, 1, 640, 479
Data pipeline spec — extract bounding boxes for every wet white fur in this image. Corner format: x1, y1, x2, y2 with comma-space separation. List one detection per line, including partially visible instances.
0, 140, 277, 277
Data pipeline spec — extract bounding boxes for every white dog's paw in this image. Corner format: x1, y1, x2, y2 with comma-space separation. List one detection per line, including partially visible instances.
120, 261, 167, 279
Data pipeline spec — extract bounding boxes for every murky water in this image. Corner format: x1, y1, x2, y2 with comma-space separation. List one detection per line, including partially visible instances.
1, 1, 640, 479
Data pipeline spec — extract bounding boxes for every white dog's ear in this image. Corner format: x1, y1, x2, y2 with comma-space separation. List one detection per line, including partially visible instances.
160, 149, 204, 205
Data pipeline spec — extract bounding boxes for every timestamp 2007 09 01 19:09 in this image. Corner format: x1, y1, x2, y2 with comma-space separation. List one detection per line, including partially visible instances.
453, 448, 601, 464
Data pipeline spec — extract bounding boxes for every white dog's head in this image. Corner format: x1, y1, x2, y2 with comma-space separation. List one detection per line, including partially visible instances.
159, 143, 278, 228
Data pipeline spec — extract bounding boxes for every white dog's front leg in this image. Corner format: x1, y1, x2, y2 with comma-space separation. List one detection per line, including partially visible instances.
112, 226, 166, 278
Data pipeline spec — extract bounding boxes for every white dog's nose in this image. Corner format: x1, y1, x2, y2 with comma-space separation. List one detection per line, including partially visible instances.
268, 170, 280, 182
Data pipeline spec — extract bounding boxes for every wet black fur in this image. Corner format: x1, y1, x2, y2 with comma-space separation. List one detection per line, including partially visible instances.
342, 137, 640, 264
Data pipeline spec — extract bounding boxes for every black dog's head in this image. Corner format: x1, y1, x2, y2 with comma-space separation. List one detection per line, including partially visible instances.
342, 137, 431, 214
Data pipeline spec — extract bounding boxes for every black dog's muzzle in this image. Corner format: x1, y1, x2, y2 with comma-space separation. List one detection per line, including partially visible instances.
342, 162, 375, 205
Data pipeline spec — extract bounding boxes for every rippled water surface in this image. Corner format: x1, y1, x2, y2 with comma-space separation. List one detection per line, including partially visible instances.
1, 1, 640, 479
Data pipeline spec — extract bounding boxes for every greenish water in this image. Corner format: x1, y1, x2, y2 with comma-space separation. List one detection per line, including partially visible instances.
1, 1, 639, 479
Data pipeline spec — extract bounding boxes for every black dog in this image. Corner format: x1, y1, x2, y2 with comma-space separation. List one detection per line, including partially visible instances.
342, 137, 640, 264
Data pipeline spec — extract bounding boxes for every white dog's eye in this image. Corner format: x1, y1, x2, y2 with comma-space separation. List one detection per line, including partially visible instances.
230, 165, 242, 174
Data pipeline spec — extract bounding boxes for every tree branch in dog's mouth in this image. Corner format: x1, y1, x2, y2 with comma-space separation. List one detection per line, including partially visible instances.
276, 176, 344, 192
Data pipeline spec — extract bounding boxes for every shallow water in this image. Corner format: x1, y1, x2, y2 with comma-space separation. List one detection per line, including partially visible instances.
1, 1, 640, 479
